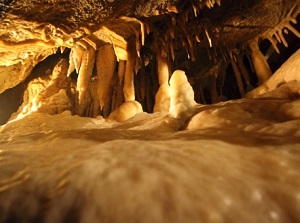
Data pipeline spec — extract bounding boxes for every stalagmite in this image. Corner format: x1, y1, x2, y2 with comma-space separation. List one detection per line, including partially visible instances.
108, 100, 143, 122
248, 40, 272, 84
169, 70, 196, 122
153, 83, 170, 113
230, 54, 245, 97
19, 59, 72, 117
77, 41, 96, 104
96, 44, 116, 109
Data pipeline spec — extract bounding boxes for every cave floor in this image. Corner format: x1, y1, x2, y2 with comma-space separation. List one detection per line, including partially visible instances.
0, 93, 300, 223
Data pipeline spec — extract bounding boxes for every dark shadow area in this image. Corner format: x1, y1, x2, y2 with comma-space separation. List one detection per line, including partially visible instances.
0, 83, 25, 125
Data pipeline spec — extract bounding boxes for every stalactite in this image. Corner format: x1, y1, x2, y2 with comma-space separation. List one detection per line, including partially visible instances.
119, 16, 145, 58
82, 36, 97, 51
156, 53, 170, 85
205, 28, 212, 48
169, 39, 175, 61
197, 1, 204, 10
77, 40, 96, 104
158, 37, 168, 58
67, 48, 75, 76
60, 46, 66, 53
237, 52, 253, 92
169, 20, 175, 39
108, 37, 143, 122
248, 40, 272, 84
192, 2, 199, 17
134, 54, 141, 74
189, 45, 196, 61
85, 101, 92, 117
261, 4, 300, 54
96, 44, 117, 109
154, 53, 171, 112
230, 52, 245, 97
70, 44, 85, 73
246, 53, 255, 73
264, 44, 275, 60
118, 60, 126, 85
195, 33, 201, 43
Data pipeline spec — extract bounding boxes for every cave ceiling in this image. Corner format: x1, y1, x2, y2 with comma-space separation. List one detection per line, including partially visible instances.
0, 0, 299, 124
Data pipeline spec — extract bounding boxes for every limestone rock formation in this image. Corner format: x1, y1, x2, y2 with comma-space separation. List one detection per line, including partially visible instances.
0, 1, 300, 222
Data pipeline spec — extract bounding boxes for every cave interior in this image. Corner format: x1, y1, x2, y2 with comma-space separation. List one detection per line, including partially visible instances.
0, 0, 299, 124
1, 0, 300, 222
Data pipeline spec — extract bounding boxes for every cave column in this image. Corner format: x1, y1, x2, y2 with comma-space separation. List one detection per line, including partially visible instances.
230, 52, 245, 97
248, 40, 272, 84
153, 53, 171, 112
